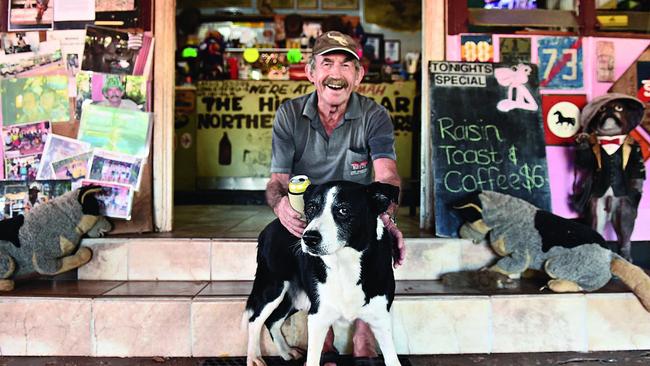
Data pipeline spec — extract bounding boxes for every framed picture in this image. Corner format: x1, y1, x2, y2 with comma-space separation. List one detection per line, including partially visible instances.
384, 39, 400, 64
297, 0, 317, 8
363, 33, 384, 65
322, 0, 358, 10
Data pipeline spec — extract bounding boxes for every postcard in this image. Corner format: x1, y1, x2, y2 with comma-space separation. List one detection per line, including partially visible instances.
80, 179, 133, 219
82, 25, 140, 75
75, 71, 147, 120
1, 75, 70, 125
78, 104, 152, 158
53, 0, 95, 22
0, 179, 71, 219
36, 133, 91, 180
47, 30, 86, 72
51, 150, 92, 181
88, 149, 143, 190
95, 0, 135, 12
2, 120, 51, 158
9, 0, 54, 31
4, 153, 40, 181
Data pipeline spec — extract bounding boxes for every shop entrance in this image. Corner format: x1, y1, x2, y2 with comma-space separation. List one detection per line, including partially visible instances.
172, 0, 429, 238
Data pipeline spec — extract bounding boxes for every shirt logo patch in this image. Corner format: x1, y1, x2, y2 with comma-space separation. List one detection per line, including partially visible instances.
350, 160, 368, 176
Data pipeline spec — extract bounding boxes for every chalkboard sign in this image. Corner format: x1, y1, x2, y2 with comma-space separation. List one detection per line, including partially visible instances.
429, 61, 551, 237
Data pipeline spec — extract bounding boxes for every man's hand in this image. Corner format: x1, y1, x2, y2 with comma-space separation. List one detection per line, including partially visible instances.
274, 195, 307, 238
380, 213, 405, 268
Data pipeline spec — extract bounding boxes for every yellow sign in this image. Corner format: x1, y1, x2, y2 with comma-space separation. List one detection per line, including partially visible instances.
196, 80, 416, 180
597, 15, 628, 27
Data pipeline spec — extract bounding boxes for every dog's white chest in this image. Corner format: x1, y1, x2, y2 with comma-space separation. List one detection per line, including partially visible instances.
319, 247, 366, 321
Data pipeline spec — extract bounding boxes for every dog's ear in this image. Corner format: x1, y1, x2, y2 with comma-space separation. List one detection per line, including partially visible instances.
622, 99, 645, 132
367, 182, 399, 214
78, 185, 102, 216
452, 191, 483, 223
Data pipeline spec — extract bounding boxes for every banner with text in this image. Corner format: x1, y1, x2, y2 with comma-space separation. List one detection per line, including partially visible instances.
196, 80, 415, 181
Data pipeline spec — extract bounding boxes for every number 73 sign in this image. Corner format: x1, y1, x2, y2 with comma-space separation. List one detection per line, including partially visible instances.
538, 37, 583, 89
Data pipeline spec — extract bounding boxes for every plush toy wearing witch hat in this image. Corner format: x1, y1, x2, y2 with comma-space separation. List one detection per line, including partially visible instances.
454, 190, 650, 312
573, 93, 646, 262
0, 185, 112, 291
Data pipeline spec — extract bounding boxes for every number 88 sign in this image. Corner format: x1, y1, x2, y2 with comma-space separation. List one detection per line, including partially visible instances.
538, 37, 583, 89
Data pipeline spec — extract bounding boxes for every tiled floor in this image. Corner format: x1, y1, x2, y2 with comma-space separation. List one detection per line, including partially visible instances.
0, 277, 634, 298
125, 205, 433, 239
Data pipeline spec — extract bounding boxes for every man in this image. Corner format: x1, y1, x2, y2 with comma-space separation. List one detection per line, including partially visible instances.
98, 76, 140, 110
265, 31, 405, 362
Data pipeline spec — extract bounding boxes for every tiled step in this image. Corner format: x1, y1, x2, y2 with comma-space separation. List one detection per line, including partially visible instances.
77, 238, 497, 281
1, 279, 649, 357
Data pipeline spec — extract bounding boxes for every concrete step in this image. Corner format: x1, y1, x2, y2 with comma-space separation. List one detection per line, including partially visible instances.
0, 279, 649, 357
77, 238, 497, 281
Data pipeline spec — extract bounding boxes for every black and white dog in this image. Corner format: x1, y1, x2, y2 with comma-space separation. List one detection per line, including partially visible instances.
245, 181, 401, 366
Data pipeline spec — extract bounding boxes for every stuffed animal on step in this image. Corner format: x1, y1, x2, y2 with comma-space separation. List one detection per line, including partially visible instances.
453, 190, 650, 312
572, 93, 646, 262
0, 186, 112, 291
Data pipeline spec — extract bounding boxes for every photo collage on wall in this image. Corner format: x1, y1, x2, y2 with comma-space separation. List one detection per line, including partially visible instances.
0, 0, 154, 220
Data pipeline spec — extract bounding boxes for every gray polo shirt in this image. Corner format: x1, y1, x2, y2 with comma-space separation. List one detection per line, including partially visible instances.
271, 91, 396, 185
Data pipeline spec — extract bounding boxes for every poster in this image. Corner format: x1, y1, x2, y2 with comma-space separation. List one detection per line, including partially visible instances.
78, 104, 152, 157
429, 61, 551, 237
538, 36, 583, 89
195, 80, 416, 185
1, 75, 70, 125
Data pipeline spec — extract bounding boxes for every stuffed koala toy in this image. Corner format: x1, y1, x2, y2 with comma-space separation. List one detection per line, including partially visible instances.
454, 190, 650, 312
573, 93, 646, 262
0, 186, 112, 291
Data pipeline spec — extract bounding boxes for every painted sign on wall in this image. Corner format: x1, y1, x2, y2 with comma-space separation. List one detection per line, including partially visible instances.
195, 80, 416, 185
538, 36, 583, 89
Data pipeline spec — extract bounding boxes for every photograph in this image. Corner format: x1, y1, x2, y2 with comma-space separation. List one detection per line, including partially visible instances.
2, 120, 51, 158
80, 179, 134, 219
78, 104, 152, 158
51, 151, 92, 181
9, 0, 53, 31
37, 133, 91, 180
75, 71, 147, 120
2, 32, 40, 54
363, 33, 384, 64
4, 154, 40, 181
88, 149, 144, 190
82, 25, 140, 75
1, 75, 70, 125
384, 39, 400, 64
0, 182, 29, 219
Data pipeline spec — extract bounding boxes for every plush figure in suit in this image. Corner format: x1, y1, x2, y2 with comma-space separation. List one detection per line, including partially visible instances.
0, 186, 112, 291
573, 93, 646, 262
453, 190, 650, 312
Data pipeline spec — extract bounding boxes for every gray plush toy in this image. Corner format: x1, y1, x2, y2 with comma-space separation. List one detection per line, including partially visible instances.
453, 190, 650, 311
0, 186, 112, 291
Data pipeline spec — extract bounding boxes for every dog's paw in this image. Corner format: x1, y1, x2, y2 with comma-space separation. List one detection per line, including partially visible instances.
247, 356, 267, 366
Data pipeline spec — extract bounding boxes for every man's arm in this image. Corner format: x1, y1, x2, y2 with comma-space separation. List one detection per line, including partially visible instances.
266, 172, 306, 237
373, 157, 405, 268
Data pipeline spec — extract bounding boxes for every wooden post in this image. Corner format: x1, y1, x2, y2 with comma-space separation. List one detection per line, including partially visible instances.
578, 0, 597, 36
153, 0, 176, 232
420, 0, 446, 231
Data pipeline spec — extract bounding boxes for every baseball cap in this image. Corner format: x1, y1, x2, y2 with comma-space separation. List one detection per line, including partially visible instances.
312, 31, 359, 60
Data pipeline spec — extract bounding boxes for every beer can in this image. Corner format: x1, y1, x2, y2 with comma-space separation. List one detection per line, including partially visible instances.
288, 175, 310, 216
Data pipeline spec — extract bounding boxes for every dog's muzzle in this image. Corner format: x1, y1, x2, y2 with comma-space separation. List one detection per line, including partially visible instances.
301, 230, 323, 254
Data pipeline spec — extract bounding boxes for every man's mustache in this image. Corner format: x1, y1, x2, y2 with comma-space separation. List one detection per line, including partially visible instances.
323, 77, 349, 88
